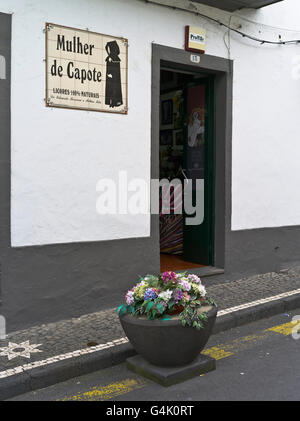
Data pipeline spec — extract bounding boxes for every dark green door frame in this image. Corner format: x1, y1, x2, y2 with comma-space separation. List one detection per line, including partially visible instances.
152, 44, 233, 269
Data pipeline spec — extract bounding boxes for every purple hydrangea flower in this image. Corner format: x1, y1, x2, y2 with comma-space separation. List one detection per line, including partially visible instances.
125, 290, 135, 305
144, 288, 158, 301
188, 274, 201, 285
179, 279, 191, 291
173, 288, 184, 304
161, 271, 178, 285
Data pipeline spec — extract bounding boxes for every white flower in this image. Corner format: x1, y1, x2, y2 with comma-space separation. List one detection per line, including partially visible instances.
137, 280, 147, 287
197, 284, 207, 297
158, 289, 173, 301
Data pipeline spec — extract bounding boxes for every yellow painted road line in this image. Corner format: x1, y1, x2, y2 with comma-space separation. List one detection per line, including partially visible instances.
202, 347, 234, 360
203, 332, 270, 361
266, 321, 299, 336
204, 319, 298, 362
59, 378, 148, 401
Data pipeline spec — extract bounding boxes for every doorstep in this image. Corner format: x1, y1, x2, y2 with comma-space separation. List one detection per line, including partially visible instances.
1, 265, 300, 399
189, 266, 225, 278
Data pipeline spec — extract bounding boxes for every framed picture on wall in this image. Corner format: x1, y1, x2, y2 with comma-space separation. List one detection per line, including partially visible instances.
161, 99, 173, 126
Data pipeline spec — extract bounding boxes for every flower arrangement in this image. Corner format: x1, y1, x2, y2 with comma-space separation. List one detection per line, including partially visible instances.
117, 272, 216, 330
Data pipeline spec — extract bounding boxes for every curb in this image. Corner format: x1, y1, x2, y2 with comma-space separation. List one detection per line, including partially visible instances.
212, 293, 300, 334
1, 293, 300, 400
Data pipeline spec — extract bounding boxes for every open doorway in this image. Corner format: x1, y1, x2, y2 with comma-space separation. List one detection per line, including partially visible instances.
159, 68, 215, 272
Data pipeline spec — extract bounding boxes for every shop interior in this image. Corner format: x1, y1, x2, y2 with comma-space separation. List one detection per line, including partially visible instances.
159, 68, 207, 272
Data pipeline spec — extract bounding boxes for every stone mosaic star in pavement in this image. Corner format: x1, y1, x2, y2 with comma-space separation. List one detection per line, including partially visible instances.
0, 341, 43, 360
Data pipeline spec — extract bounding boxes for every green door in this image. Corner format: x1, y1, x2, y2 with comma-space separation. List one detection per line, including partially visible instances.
182, 77, 215, 266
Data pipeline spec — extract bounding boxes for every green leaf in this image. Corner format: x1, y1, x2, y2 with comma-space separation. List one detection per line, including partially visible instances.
119, 306, 127, 316
128, 305, 135, 314
146, 301, 154, 312
168, 300, 175, 308
149, 309, 157, 320
177, 271, 187, 277
156, 303, 164, 314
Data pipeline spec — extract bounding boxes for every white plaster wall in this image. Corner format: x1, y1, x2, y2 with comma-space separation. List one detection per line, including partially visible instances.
230, 0, 300, 230
6, 0, 155, 246
1, 0, 300, 246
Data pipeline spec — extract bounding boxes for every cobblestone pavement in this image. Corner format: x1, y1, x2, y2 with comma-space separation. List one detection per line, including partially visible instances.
0, 266, 300, 373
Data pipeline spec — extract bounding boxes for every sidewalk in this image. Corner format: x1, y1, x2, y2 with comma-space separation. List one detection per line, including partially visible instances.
1, 266, 300, 399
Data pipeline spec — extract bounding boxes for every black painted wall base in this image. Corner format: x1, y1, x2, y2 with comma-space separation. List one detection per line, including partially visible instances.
226, 226, 300, 277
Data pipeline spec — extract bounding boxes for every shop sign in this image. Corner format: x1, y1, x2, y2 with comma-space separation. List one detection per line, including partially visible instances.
185, 26, 206, 54
45, 23, 128, 114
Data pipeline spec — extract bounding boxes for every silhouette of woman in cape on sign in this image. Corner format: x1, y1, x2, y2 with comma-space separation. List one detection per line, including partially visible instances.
105, 40, 123, 108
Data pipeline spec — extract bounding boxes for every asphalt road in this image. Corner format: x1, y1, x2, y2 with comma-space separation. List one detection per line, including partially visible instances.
9, 309, 300, 401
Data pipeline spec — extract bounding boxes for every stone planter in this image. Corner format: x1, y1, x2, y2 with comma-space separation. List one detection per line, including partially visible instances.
119, 305, 217, 367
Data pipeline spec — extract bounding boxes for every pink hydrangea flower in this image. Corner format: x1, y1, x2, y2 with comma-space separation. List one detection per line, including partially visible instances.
161, 271, 178, 285
183, 292, 191, 302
